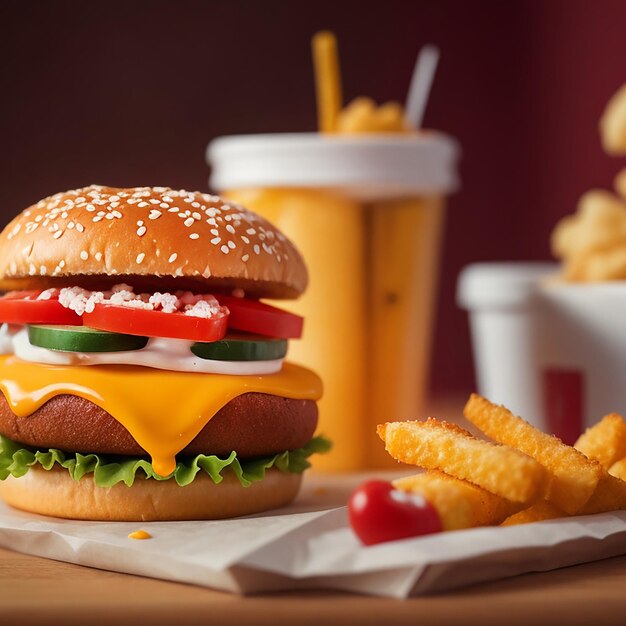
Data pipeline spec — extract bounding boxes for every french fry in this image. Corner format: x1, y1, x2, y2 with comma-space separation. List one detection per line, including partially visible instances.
377, 419, 546, 504
464, 394, 602, 514
394, 470, 522, 531
579, 472, 626, 515
575, 413, 626, 469
610, 457, 626, 481
500, 501, 566, 526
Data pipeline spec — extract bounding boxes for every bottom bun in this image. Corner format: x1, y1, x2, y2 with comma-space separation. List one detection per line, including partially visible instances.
0, 467, 302, 521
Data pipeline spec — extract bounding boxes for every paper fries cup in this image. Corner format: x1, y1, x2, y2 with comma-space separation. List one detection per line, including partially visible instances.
459, 262, 626, 444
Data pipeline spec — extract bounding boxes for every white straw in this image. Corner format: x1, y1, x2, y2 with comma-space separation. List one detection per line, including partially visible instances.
405, 45, 440, 129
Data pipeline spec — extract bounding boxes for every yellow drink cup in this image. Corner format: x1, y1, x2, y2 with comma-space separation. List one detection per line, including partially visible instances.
208, 134, 459, 470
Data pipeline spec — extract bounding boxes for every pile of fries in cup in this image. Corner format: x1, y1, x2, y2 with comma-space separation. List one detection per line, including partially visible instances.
378, 394, 626, 531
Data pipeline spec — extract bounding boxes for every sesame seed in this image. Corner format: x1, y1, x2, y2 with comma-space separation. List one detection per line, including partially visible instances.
95, 252, 103, 261
227, 240, 236, 249
112, 211, 122, 218
59, 259, 65, 268
40, 265, 47, 275
226, 224, 236, 234
138, 202, 149, 208
148, 210, 162, 220
136, 253, 145, 264
210, 237, 221, 245
53, 230, 63, 239
93, 216, 103, 223
168, 253, 178, 263
80, 251, 89, 260
61, 212, 69, 219
168, 207, 179, 213
110, 201, 120, 208
191, 202, 200, 208
241, 236, 250, 244
192, 212, 201, 220
76, 223, 84, 233
137, 220, 144, 226
159, 203, 169, 209
150, 199, 160, 204
242, 254, 250, 262
163, 196, 173, 203
246, 228, 256, 235
105, 214, 114, 220
86, 204, 95, 212
220, 245, 229, 254
253, 244, 260, 255
137, 226, 147, 236
189, 233, 200, 240
67, 222, 75, 229
184, 217, 194, 227
109, 195, 120, 202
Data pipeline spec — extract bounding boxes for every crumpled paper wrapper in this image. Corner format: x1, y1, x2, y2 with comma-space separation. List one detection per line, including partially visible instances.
1, 477, 626, 598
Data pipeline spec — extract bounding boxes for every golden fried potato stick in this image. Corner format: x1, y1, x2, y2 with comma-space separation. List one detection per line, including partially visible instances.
500, 501, 566, 526
579, 472, 626, 515
575, 413, 626, 469
393, 470, 522, 531
464, 394, 602, 514
378, 419, 546, 504
610, 457, 626, 481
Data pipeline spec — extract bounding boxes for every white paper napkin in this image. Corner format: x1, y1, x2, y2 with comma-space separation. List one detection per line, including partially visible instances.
1, 497, 625, 598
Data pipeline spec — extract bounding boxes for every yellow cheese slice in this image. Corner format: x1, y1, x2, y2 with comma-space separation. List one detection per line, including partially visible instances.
0, 356, 322, 477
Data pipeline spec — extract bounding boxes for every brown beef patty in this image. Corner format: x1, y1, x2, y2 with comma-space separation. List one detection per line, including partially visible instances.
0, 393, 318, 459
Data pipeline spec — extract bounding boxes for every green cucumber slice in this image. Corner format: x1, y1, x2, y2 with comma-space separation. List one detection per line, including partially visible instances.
27, 325, 149, 353
191, 333, 288, 361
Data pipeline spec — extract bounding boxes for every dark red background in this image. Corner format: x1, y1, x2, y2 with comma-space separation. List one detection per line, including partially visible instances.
1, 0, 625, 396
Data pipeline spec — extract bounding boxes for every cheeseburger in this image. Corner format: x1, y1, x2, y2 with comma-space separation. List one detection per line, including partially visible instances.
0, 185, 326, 520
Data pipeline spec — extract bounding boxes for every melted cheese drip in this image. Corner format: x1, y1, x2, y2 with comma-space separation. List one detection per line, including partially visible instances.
0, 356, 322, 477
128, 530, 152, 540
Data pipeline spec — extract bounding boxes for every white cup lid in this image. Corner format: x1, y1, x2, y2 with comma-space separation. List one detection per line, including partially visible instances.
457, 262, 559, 310
207, 132, 460, 201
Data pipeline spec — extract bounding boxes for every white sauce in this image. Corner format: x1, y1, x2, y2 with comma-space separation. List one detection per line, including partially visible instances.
0, 324, 16, 355
11, 329, 283, 375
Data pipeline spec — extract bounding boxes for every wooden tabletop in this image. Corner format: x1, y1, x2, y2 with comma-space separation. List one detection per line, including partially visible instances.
2, 470, 626, 625
2, 545, 626, 625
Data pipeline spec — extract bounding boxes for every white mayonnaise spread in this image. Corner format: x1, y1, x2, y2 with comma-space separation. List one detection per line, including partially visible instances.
11, 329, 283, 375
0, 324, 17, 355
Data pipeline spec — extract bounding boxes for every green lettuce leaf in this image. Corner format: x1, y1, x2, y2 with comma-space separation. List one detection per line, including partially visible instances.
0, 435, 331, 488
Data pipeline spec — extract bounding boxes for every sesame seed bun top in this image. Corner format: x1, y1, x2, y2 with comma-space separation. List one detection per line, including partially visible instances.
0, 185, 308, 298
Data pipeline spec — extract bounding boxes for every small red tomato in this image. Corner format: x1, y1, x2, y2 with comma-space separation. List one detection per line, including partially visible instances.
348, 480, 442, 546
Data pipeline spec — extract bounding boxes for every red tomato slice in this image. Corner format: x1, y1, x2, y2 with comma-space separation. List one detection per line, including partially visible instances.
82, 304, 229, 342
216, 295, 303, 339
348, 480, 442, 546
0, 291, 82, 325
